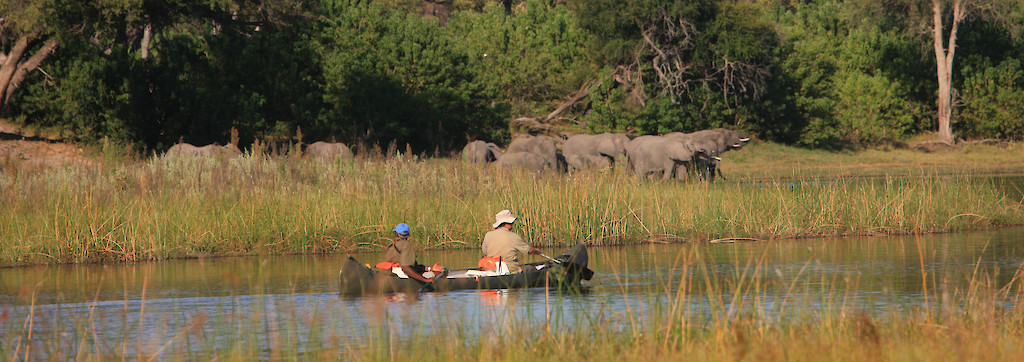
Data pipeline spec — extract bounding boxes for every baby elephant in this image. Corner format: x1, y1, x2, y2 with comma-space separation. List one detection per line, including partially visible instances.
166, 143, 243, 158
306, 141, 354, 161
494, 151, 547, 171
462, 140, 503, 164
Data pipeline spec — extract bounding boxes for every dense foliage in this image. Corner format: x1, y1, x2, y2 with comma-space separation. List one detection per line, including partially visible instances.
1, 0, 1023, 152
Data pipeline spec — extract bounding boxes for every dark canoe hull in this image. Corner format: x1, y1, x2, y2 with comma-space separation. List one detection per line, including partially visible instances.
339, 243, 592, 295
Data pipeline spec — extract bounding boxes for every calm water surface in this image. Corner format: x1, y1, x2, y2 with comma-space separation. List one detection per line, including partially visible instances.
2, 227, 1022, 357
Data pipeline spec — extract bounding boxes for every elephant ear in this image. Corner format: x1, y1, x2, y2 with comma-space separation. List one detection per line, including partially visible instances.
594, 138, 615, 158
666, 139, 696, 161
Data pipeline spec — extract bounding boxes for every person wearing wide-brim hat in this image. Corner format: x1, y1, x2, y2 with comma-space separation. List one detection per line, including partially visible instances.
380, 223, 442, 283
481, 210, 540, 274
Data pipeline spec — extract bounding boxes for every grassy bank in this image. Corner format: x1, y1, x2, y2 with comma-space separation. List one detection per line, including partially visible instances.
1, 142, 1023, 266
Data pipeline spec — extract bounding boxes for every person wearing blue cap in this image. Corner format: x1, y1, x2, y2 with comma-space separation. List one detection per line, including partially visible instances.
378, 223, 441, 283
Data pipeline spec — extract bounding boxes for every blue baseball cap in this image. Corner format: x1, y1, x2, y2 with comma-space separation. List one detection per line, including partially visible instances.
393, 223, 410, 235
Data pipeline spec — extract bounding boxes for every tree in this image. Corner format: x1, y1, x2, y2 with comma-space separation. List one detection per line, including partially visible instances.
852, 0, 1019, 145
4, 0, 314, 147
565, 0, 776, 133
0, 2, 60, 110
931, 0, 965, 145
928, 0, 1023, 144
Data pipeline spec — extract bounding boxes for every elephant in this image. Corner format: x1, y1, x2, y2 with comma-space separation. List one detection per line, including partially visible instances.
561, 132, 630, 169
494, 151, 547, 171
564, 153, 611, 171
718, 128, 750, 150
507, 135, 560, 170
683, 129, 750, 181
306, 141, 354, 160
689, 128, 750, 155
462, 140, 503, 164
166, 143, 243, 158
624, 135, 704, 181
663, 132, 720, 181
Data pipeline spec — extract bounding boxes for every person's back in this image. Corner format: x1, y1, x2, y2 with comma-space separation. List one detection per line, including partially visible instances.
378, 223, 441, 283
480, 210, 539, 274
382, 234, 417, 267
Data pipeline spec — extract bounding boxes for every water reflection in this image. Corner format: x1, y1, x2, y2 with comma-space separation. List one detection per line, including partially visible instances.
477, 289, 510, 306
1, 227, 1022, 357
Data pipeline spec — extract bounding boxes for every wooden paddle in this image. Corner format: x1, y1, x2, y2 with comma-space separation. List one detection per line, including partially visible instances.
417, 269, 448, 292
539, 253, 562, 264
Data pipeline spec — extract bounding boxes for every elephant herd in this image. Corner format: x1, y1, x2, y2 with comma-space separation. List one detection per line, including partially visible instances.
165, 141, 353, 160
463, 128, 749, 182
464, 135, 564, 172
164, 128, 748, 182
166, 143, 244, 158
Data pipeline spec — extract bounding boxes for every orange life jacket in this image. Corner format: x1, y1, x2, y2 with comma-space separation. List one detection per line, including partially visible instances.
478, 256, 502, 271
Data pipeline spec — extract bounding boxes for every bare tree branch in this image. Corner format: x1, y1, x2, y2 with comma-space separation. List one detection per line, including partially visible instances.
0, 34, 32, 101
610, 9, 770, 112
541, 80, 594, 122
140, 23, 152, 59
638, 11, 696, 104
89, 32, 114, 55
4, 38, 58, 104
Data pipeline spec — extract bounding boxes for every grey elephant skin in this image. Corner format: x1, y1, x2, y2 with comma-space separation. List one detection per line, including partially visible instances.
688, 128, 749, 155
166, 143, 243, 158
624, 135, 702, 181
306, 141, 354, 160
494, 151, 547, 171
662, 132, 719, 180
507, 135, 560, 170
461, 140, 503, 163
679, 129, 750, 181
561, 133, 629, 170
564, 153, 611, 170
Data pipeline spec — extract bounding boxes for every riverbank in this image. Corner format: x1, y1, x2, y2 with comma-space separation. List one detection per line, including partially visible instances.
1, 141, 1022, 266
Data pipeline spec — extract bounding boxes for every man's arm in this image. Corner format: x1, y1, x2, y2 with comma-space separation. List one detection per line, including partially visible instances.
512, 234, 540, 255
401, 265, 435, 283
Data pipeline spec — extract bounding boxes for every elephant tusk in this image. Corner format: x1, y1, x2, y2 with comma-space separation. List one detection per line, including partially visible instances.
739, 138, 750, 142
714, 157, 722, 161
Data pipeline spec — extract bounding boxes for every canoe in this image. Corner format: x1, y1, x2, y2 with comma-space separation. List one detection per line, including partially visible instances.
338, 243, 594, 295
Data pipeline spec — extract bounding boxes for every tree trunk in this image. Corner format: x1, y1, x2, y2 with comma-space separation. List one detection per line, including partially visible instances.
4, 38, 58, 104
0, 35, 32, 103
140, 24, 153, 60
540, 82, 592, 122
932, 0, 963, 146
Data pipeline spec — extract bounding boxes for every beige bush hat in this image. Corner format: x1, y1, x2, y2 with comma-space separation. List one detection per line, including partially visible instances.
492, 209, 517, 228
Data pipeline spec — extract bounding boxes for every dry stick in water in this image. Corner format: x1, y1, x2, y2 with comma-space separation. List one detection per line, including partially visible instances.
914, 234, 929, 314
91, 281, 104, 357
138, 272, 148, 358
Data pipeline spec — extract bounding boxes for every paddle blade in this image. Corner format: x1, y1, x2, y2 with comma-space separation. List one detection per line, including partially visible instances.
581, 267, 595, 281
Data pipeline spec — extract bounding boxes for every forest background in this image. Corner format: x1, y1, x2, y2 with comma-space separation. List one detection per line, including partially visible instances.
2, 0, 1023, 155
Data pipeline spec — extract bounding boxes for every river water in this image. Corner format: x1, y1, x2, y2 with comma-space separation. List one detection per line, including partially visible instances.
2, 227, 1022, 358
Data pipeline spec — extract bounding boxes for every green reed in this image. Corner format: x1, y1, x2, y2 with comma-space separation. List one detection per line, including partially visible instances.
1, 150, 1022, 266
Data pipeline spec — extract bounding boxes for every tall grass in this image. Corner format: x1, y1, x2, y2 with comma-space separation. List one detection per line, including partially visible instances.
1, 149, 1022, 266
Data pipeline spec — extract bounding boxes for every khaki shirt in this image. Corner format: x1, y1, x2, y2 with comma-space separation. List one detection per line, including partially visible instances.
381, 236, 417, 267
481, 228, 531, 273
